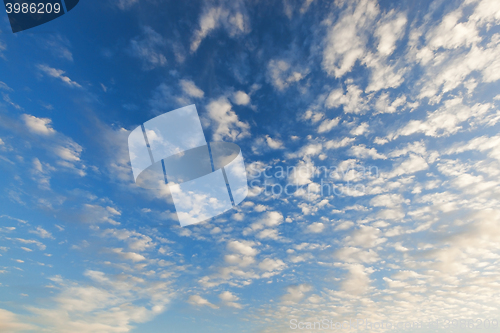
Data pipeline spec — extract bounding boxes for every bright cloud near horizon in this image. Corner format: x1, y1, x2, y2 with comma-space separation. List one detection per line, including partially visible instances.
1, 0, 500, 332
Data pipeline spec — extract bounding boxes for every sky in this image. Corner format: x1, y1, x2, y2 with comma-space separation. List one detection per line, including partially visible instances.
1, 0, 500, 332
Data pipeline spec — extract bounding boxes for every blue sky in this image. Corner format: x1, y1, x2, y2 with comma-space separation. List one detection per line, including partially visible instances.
1, 0, 500, 332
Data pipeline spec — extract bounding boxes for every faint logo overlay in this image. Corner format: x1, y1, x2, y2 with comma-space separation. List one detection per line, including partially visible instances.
4, 1, 80, 33
128, 105, 248, 227
247, 163, 380, 198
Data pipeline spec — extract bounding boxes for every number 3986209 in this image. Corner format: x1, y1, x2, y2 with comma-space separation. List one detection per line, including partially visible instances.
5, 3, 61, 14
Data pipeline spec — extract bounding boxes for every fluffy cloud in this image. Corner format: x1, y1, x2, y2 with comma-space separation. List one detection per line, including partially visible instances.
341, 264, 371, 295
374, 10, 407, 56
227, 240, 258, 257
317, 117, 340, 133
306, 222, 325, 233
219, 291, 242, 308
23, 271, 173, 332
206, 97, 250, 141
180, 79, 204, 98
390, 98, 492, 139
346, 226, 386, 248
22, 114, 56, 135
386, 154, 429, 178
258, 258, 285, 271
111, 248, 146, 262
325, 83, 367, 114
29, 226, 54, 239
349, 144, 386, 159
447, 134, 500, 161
321, 0, 379, 77
232, 91, 250, 105
325, 137, 355, 149
281, 284, 312, 304
102, 229, 154, 252
188, 295, 219, 309
267, 59, 308, 91
0, 309, 36, 332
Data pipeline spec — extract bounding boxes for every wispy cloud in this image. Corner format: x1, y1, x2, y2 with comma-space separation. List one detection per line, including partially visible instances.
128, 26, 167, 70
37, 65, 81, 88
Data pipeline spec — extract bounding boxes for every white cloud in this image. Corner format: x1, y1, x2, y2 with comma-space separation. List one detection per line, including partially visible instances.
258, 258, 285, 271
111, 248, 146, 262
102, 229, 154, 252
374, 93, 408, 114
350, 144, 386, 159
320, 1, 408, 91
247, 211, 284, 234
341, 264, 371, 295
233, 91, 250, 105
18, 113, 86, 176
0, 309, 36, 332
447, 134, 500, 162
350, 122, 369, 136
188, 295, 219, 309
408, 1, 500, 102
390, 98, 492, 139
286, 159, 316, 186
321, 0, 379, 77
251, 135, 284, 154
219, 291, 242, 308
180, 79, 204, 98
23, 270, 173, 332
29, 226, 54, 239
287, 143, 323, 159
281, 284, 312, 303
265, 135, 283, 149
22, 114, 56, 135
374, 10, 407, 57
335, 221, 355, 231
14, 238, 46, 251
149, 81, 205, 111
325, 83, 367, 114
386, 154, 428, 178
191, 4, 250, 52
227, 240, 258, 257
3, 93, 22, 110
256, 229, 280, 240
37, 65, 81, 88
302, 110, 324, 123
306, 222, 325, 233
325, 137, 355, 149
54, 144, 82, 162
79, 204, 121, 225
373, 137, 388, 145
267, 59, 308, 91
347, 226, 386, 248
42, 34, 73, 62
317, 117, 340, 133
0, 81, 13, 91
334, 247, 379, 263
31, 158, 52, 190
370, 194, 408, 208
